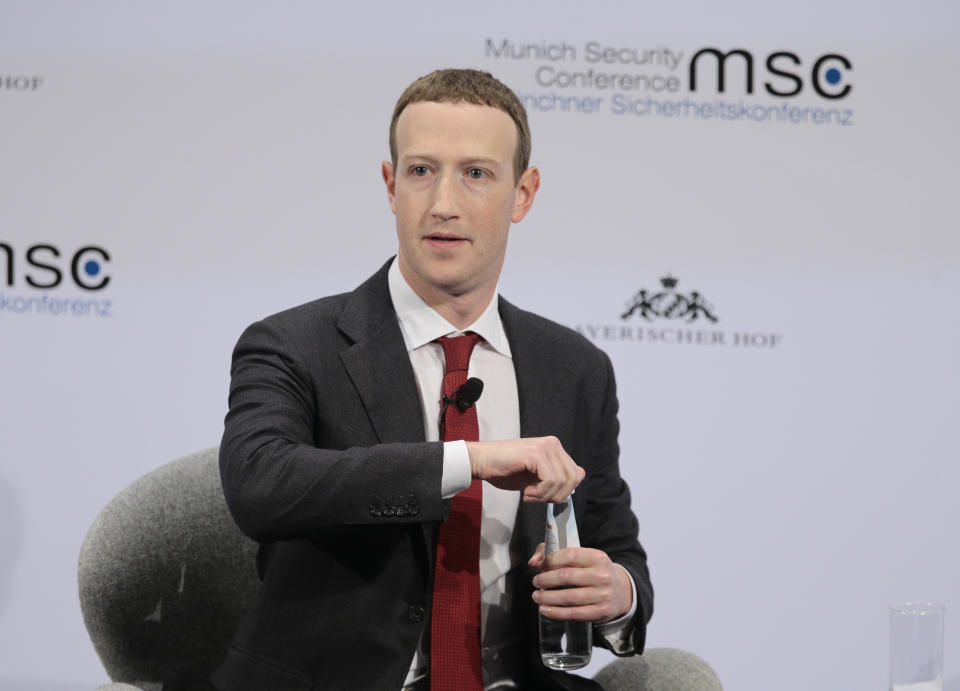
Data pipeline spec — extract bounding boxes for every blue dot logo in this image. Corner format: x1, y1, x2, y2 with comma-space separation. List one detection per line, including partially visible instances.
825, 68, 842, 85
84, 260, 101, 277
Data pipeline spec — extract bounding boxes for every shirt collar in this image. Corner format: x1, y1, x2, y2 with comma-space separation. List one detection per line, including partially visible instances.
388, 257, 512, 357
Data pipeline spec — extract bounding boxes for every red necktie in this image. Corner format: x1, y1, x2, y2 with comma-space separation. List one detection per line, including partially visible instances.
430, 333, 483, 691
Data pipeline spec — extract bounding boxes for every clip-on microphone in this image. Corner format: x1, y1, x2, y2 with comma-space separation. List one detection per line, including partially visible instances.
438, 377, 484, 439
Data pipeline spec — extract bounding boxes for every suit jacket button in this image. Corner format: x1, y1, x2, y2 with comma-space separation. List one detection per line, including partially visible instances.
407, 605, 425, 623
383, 504, 396, 517
369, 504, 382, 517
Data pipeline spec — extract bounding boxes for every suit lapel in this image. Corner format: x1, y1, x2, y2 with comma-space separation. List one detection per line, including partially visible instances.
500, 301, 607, 691
336, 260, 439, 576
499, 297, 558, 557
336, 260, 425, 446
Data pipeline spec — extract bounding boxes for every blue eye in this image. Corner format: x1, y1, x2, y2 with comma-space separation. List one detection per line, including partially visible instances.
467, 168, 485, 179
411, 165, 429, 176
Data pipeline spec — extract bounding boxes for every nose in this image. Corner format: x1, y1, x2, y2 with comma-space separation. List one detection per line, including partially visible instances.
430, 172, 459, 222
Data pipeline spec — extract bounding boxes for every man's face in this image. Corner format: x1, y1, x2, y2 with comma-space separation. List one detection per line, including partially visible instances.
382, 101, 539, 308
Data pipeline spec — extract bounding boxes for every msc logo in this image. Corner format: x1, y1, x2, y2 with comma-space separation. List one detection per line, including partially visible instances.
0, 243, 111, 291
689, 48, 852, 99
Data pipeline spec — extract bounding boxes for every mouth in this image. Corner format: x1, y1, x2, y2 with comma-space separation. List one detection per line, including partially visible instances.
424, 233, 467, 245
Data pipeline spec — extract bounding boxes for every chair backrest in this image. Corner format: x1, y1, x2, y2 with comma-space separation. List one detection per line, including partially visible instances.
79, 448, 259, 691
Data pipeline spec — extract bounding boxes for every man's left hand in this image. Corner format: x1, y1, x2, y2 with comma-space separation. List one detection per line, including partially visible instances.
528, 543, 633, 624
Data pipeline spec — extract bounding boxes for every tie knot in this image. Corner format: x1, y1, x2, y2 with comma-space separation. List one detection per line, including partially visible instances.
436, 333, 482, 374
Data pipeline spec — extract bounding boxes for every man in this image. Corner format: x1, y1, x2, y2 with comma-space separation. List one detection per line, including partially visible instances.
214, 69, 652, 691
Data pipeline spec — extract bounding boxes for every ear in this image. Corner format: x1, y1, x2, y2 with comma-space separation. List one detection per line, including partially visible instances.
382, 160, 397, 215
511, 166, 540, 223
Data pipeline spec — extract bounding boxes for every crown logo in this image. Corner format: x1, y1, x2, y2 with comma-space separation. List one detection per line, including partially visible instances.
622, 274, 718, 323
660, 275, 678, 289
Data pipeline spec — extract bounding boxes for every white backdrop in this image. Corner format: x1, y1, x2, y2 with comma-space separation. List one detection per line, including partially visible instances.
2, 2, 958, 689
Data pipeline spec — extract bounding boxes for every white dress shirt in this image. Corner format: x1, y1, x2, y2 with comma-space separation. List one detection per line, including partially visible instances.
387, 260, 635, 688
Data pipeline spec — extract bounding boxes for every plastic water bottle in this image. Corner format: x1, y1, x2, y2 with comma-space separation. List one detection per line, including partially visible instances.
539, 499, 592, 670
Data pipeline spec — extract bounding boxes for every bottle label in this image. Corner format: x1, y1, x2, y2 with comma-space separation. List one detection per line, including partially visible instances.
544, 500, 580, 555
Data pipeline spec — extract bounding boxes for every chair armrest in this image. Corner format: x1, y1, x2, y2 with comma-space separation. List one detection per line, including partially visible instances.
593, 647, 723, 691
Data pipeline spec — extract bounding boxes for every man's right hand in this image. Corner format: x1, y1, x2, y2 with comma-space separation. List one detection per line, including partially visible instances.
465, 437, 584, 503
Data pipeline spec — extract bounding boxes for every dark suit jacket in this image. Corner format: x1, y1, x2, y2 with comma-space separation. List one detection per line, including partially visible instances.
213, 259, 653, 691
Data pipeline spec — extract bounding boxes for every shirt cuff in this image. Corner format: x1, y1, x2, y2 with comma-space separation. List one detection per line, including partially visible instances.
593, 563, 638, 654
440, 440, 472, 499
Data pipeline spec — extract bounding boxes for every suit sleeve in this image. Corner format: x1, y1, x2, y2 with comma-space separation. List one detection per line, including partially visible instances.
578, 349, 654, 655
219, 317, 446, 543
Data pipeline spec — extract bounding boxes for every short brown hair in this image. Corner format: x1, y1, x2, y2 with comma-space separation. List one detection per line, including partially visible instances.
389, 68, 531, 183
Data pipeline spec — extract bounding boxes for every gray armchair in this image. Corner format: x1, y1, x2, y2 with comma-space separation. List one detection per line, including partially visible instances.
79, 448, 722, 691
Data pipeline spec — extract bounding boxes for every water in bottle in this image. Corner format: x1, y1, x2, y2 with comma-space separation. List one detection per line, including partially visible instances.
539, 500, 592, 670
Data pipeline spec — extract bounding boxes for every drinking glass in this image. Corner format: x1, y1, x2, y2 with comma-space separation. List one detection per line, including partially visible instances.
889, 601, 945, 691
